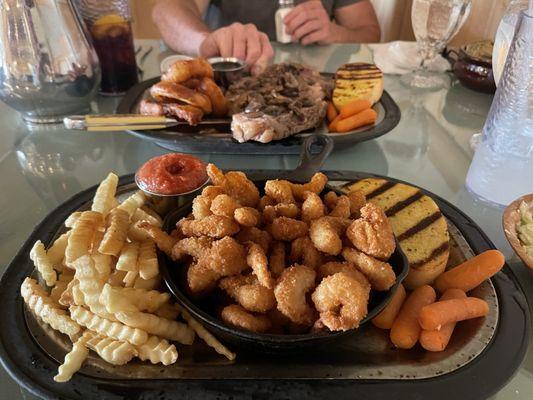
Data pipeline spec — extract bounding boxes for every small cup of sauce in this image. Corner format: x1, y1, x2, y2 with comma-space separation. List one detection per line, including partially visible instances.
208, 57, 246, 87
135, 153, 209, 214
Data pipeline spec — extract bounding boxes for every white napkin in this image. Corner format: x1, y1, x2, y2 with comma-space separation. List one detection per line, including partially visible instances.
368, 41, 451, 75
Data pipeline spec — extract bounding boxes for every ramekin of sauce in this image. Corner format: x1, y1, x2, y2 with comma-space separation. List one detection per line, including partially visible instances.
208, 57, 246, 87
135, 153, 208, 196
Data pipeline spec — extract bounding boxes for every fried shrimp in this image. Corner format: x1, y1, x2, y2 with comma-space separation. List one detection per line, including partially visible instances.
171, 236, 213, 261
316, 261, 370, 291
246, 243, 274, 289
264, 179, 295, 204
329, 195, 351, 218
221, 304, 271, 333
323, 191, 338, 211
236, 227, 272, 253
192, 195, 212, 220
262, 203, 300, 224
269, 217, 308, 241
301, 191, 325, 222
274, 264, 317, 326
309, 216, 351, 255
206, 164, 260, 207
346, 203, 395, 260
210, 194, 239, 218
201, 185, 225, 200
258, 195, 275, 211
290, 236, 324, 269
178, 215, 239, 238
341, 247, 396, 291
290, 173, 328, 201
346, 190, 366, 218
219, 275, 275, 313
312, 272, 370, 331
269, 241, 286, 277
234, 207, 261, 227
186, 262, 220, 295
201, 237, 248, 276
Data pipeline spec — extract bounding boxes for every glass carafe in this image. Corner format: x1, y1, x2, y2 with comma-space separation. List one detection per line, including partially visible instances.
0, 0, 101, 123
465, 10, 533, 206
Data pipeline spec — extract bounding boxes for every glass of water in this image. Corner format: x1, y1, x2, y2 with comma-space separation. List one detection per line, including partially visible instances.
402, 0, 472, 89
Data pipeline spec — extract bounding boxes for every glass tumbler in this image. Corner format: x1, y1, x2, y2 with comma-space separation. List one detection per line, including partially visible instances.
465, 10, 533, 206
75, 0, 139, 95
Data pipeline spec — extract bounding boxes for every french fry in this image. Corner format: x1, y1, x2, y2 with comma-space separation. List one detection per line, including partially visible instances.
65, 212, 82, 228
116, 242, 139, 272
132, 207, 163, 227
154, 302, 181, 320
138, 222, 176, 256
181, 310, 235, 361
127, 221, 153, 242
70, 305, 148, 345
50, 269, 75, 305
92, 172, 119, 216
30, 241, 57, 287
117, 191, 146, 217
21, 278, 81, 340
47, 232, 69, 269
115, 311, 195, 345
99, 283, 170, 313
133, 275, 160, 290
136, 336, 178, 365
59, 279, 79, 308
107, 270, 127, 286
138, 240, 159, 280
85, 333, 138, 365
123, 271, 138, 288
98, 208, 130, 256
65, 211, 102, 265
54, 333, 90, 382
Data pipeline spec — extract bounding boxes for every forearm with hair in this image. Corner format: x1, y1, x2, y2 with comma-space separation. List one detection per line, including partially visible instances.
329, 21, 380, 43
152, 0, 210, 55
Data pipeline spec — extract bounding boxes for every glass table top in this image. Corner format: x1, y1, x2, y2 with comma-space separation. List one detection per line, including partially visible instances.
0, 40, 531, 400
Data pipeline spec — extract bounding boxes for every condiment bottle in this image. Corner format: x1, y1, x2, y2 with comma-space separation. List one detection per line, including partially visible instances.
275, 0, 295, 43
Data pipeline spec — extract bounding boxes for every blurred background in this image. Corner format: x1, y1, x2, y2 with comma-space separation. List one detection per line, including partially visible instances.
130, 0, 509, 45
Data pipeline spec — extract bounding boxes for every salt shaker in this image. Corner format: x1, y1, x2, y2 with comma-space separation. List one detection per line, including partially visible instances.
275, 0, 295, 43
465, 9, 533, 206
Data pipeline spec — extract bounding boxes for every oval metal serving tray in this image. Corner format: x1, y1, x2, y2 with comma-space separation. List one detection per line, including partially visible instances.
0, 171, 529, 400
116, 76, 401, 154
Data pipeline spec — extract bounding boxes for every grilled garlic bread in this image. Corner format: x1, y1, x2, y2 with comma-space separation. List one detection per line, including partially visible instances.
344, 178, 450, 289
333, 63, 384, 109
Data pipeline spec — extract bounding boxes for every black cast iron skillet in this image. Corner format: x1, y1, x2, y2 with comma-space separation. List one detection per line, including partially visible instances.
159, 134, 409, 352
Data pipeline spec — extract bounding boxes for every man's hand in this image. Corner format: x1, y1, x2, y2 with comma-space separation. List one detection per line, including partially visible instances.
199, 23, 274, 75
284, 1, 332, 45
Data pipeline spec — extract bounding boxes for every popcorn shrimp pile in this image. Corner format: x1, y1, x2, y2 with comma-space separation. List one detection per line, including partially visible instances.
22, 173, 235, 383
147, 164, 398, 335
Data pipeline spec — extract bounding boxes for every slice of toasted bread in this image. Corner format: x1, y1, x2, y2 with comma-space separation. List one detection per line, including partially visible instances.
333, 63, 384, 109
345, 178, 450, 289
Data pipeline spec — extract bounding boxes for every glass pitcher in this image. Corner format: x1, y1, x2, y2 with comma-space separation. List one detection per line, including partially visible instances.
0, 0, 101, 123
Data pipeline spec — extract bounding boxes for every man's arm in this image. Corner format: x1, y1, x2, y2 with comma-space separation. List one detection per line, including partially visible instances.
284, 0, 380, 45
152, 0, 210, 56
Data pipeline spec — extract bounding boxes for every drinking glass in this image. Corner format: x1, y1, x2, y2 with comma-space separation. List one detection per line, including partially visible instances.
402, 0, 472, 89
465, 10, 533, 206
75, 0, 138, 95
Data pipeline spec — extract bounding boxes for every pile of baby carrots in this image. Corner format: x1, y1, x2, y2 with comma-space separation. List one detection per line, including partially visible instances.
327, 99, 377, 133
372, 250, 505, 352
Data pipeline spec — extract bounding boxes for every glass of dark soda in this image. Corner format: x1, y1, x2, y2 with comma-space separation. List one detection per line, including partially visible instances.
76, 1, 139, 95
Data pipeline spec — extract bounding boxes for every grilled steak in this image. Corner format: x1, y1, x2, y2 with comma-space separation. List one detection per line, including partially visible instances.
226, 63, 333, 143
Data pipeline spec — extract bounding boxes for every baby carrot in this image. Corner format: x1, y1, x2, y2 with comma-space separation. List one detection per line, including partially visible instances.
418, 297, 489, 331
339, 98, 372, 119
327, 102, 338, 122
419, 288, 466, 352
372, 283, 407, 329
335, 109, 377, 133
390, 285, 436, 349
328, 114, 342, 132
435, 249, 505, 293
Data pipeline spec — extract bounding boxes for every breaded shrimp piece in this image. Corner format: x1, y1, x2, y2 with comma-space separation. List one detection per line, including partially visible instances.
200, 237, 248, 276
192, 195, 213, 220
246, 242, 274, 289
268, 217, 308, 241
258, 195, 275, 211
210, 194, 239, 218
341, 247, 396, 291
264, 179, 295, 204
201, 185, 225, 199
290, 173, 328, 201
323, 191, 338, 211
178, 215, 239, 238
274, 264, 317, 326
186, 262, 220, 295
206, 164, 259, 207
312, 272, 370, 331
316, 261, 371, 291
346, 203, 395, 260
221, 304, 271, 333
236, 227, 272, 253
234, 207, 261, 227
219, 275, 275, 313
301, 191, 326, 222
171, 236, 213, 261
289, 236, 324, 269
309, 216, 351, 255
346, 190, 366, 218
329, 195, 351, 218
262, 203, 300, 224
269, 241, 286, 278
